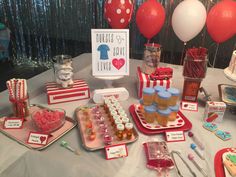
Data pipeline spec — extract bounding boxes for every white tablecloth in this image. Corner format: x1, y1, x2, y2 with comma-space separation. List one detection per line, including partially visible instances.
0, 53, 235, 177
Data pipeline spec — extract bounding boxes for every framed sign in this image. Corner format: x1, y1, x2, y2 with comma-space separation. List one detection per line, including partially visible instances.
91, 29, 129, 76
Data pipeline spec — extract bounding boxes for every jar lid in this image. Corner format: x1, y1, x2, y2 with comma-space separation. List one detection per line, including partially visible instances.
115, 105, 122, 110
120, 111, 128, 117
110, 110, 118, 116
144, 43, 161, 48
104, 98, 111, 104
144, 105, 156, 113
122, 117, 129, 124
53, 55, 72, 64
109, 106, 116, 112
115, 119, 122, 125
152, 102, 158, 107
117, 123, 125, 131
118, 109, 125, 114
139, 99, 143, 105
154, 86, 166, 93
143, 88, 155, 95
157, 108, 171, 116
119, 112, 127, 118
113, 115, 121, 120
158, 91, 171, 99
169, 105, 179, 112
167, 88, 180, 96
113, 102, 120, 107
125, 123, 133, 130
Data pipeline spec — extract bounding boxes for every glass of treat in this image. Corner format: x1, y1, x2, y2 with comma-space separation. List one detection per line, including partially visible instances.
154, 86, 166, 104
167, 87, 180, 106
156, 108, 171, 126
144, 105, 157, 123
114, 119, 122, 128
142, 43, 162, 75
157, 91, 171, 110
116, 123, 125, 141
125, 122, 134, 140
142, 87, 155, 106
168, 105, 179, 121
53, 55, 74, 88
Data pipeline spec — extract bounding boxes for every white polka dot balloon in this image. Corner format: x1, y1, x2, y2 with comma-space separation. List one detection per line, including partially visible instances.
104, 0, 133, 29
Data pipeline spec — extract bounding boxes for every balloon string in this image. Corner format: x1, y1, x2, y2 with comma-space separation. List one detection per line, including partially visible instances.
180, 42, 187, 65
212, 43, 219, 68
147, 39, 150, 44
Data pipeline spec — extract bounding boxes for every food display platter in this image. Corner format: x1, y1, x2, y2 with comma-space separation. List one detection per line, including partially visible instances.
134, 104, 185, 130
75, 104, 139, 151
129, 104, 192, 135
0, 104, 77, 150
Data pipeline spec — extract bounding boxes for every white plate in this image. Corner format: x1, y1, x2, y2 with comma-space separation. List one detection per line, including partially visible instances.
134, 104, 185, 130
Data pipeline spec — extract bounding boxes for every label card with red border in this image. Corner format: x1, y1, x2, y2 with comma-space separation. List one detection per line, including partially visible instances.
27, 132, 49, 145
105, 144, 128, 160
3, 118, 24, 129
165, 130, 185, 142
181, 101, 198, 111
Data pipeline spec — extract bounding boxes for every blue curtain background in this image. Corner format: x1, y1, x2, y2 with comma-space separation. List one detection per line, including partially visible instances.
0, 0, 235, 68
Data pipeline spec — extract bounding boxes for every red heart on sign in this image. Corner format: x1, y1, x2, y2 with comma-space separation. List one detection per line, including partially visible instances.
112, 58, 125, 70
40, 136, 46, 143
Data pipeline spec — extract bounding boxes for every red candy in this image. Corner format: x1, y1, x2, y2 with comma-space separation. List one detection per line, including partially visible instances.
32, 109, 65, 133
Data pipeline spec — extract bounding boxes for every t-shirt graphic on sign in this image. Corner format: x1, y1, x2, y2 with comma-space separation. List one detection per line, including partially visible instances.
97, 44, 110, 60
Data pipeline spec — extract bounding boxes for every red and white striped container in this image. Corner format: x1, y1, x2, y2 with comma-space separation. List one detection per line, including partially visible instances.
46, 80, 90, 105
137, 67, 172, 98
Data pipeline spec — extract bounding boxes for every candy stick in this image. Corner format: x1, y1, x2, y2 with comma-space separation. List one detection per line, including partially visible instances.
14, 79, 18, 100
22, 79, 25, 99
6, 81, 14, 99
10, 79, 14, 99
24, 79, 27, 99
17, 80, 21, 101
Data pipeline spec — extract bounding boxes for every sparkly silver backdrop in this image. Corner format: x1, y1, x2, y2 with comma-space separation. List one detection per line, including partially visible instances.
0, 0, 235, 68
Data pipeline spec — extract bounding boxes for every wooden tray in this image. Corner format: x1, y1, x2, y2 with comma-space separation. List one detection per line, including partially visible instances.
75, 105, 139, 151
0, 104, 77, 150
129, 104, 192, 135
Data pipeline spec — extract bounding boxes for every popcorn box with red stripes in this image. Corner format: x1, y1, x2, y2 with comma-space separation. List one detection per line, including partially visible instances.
46, 80, 90, 105
137, 67, 172, 98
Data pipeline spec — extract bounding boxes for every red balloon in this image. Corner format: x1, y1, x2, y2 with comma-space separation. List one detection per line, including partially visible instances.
206, 0, 236, 43
104, 0, 133, 29
136, 0, 165, 39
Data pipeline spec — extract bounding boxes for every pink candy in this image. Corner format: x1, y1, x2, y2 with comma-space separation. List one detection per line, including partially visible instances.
32, 109, 65, 133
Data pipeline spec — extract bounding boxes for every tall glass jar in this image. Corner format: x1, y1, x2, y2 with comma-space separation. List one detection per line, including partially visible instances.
53, 55, 74, 88
142, 43, 161, 75
182, 47, 208, 102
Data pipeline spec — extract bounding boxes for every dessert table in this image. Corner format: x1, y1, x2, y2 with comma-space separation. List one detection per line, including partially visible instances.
0, 53, 235, 177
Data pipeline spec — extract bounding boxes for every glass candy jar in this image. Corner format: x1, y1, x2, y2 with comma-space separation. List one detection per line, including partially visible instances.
182, 47, 208, 102
53, 55, 74, 88
142, 43, 162, 75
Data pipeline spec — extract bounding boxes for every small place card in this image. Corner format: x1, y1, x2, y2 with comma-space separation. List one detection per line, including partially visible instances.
165, 130, 185, 142
181, 101, 198, 111
105, 144, 128, 160
27, 132, 49, 145
3, 118, 24, 129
